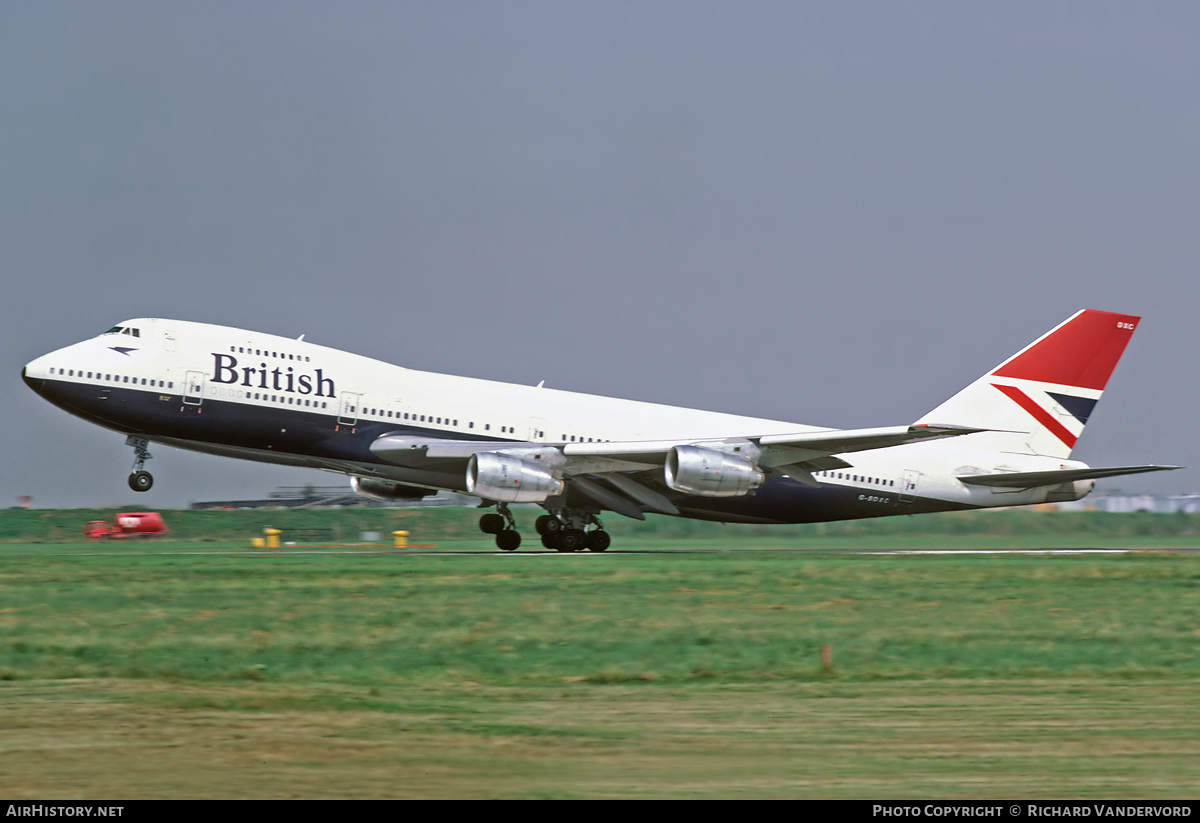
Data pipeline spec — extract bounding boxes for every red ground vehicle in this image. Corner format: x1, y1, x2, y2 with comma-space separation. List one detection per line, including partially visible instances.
84, 512, 168, 540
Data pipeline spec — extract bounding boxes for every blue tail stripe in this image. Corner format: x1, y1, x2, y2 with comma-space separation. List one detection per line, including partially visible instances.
1047, 391, 1097, 424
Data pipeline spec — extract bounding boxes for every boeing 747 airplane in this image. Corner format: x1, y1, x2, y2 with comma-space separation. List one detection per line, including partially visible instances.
22, 309, 1178, 551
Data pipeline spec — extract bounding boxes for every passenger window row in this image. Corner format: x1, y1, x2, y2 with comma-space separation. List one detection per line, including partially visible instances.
816, 470, 895, 487
230, 345, 310, 363
347, 407, 605, 444
51, 368, 171, 389
354, 405, 464, 428
245, 391, 328, 409
344, 405, 572, 442
353, 405, 462, 427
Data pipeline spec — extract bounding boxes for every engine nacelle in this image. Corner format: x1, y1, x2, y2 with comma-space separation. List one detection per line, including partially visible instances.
665, 445, 765, 498
351, 477, 437, 503
467, 452, 565, 503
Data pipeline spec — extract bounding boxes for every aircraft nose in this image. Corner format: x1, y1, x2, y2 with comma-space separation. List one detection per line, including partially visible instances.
22, 361, 46, 395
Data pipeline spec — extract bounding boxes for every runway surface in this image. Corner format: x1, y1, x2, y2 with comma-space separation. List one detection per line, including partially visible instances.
72, 546, 1200, 557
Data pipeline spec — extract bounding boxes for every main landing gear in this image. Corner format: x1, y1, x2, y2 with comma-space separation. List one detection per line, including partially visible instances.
538, 511, 611, 552
479, 504, 522, 551
477, 505, 612, 552
126, 436, 153, 492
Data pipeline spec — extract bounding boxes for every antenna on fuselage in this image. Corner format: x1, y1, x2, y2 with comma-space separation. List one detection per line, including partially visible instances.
297, 334, 306, 341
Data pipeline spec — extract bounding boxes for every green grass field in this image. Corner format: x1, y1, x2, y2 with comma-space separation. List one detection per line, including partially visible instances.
5, 505, 1200, 543
2, 527, 1199, 797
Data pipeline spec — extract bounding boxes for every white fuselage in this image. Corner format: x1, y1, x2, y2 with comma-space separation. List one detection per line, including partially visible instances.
23, 318, 1090, 521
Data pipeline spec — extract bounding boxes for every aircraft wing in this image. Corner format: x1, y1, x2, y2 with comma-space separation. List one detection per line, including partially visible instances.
369, 423, 986, 475
367, 424, 992, 516
957, 465, 1183, 488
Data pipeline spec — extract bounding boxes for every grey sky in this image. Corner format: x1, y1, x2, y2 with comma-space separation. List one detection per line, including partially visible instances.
2, 1, 1197, 508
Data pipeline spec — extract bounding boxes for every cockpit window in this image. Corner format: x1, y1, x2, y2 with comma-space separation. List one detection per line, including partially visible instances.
103, 326, 140, 337
104, 326, 124, 335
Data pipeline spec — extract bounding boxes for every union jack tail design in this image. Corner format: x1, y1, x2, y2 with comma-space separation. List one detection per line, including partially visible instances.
916, 309, 1140, 459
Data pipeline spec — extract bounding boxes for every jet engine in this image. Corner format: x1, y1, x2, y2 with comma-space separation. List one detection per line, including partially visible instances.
467, 452, 565, 503
351, 477, 437, 503
665, 445, 765, 497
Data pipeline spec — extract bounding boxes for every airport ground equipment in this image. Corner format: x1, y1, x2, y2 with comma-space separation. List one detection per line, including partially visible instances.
84, 512, 168, 540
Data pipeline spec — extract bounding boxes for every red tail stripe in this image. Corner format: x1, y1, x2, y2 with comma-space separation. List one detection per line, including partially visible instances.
992, 383, 1078, 449
991, 310, 1139, 390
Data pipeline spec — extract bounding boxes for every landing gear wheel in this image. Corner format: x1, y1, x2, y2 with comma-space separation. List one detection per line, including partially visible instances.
541, 533, 558, 550
535, 515, 561, 536
479, 513, 505, 534
586, 531, 611, 552
126, 437, 154, 491
495, 529, 522, 551
557, 529, 586, 553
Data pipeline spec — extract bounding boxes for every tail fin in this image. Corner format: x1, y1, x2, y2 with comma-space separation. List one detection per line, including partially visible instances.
916, 309, 1140, 459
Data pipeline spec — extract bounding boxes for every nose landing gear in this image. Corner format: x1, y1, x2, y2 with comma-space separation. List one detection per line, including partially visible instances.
126, 436, 154, 492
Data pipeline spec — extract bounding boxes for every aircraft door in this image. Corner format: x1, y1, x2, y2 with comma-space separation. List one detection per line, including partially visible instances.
529, 417, 547, 443
183, 371, 205, 405
338, 391, 361, 425
898, 469, 921, 502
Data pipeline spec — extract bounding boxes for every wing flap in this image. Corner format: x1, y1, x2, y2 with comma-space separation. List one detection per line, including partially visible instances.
598, 472, 680, 515
567, 475, 646, 520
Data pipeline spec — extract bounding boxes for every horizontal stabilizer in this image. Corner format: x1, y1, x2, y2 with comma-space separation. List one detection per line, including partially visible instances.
958, 465, 1182, 488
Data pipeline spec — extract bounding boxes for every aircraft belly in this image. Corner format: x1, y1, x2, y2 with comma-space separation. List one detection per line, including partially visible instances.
675, 475, 975, 524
